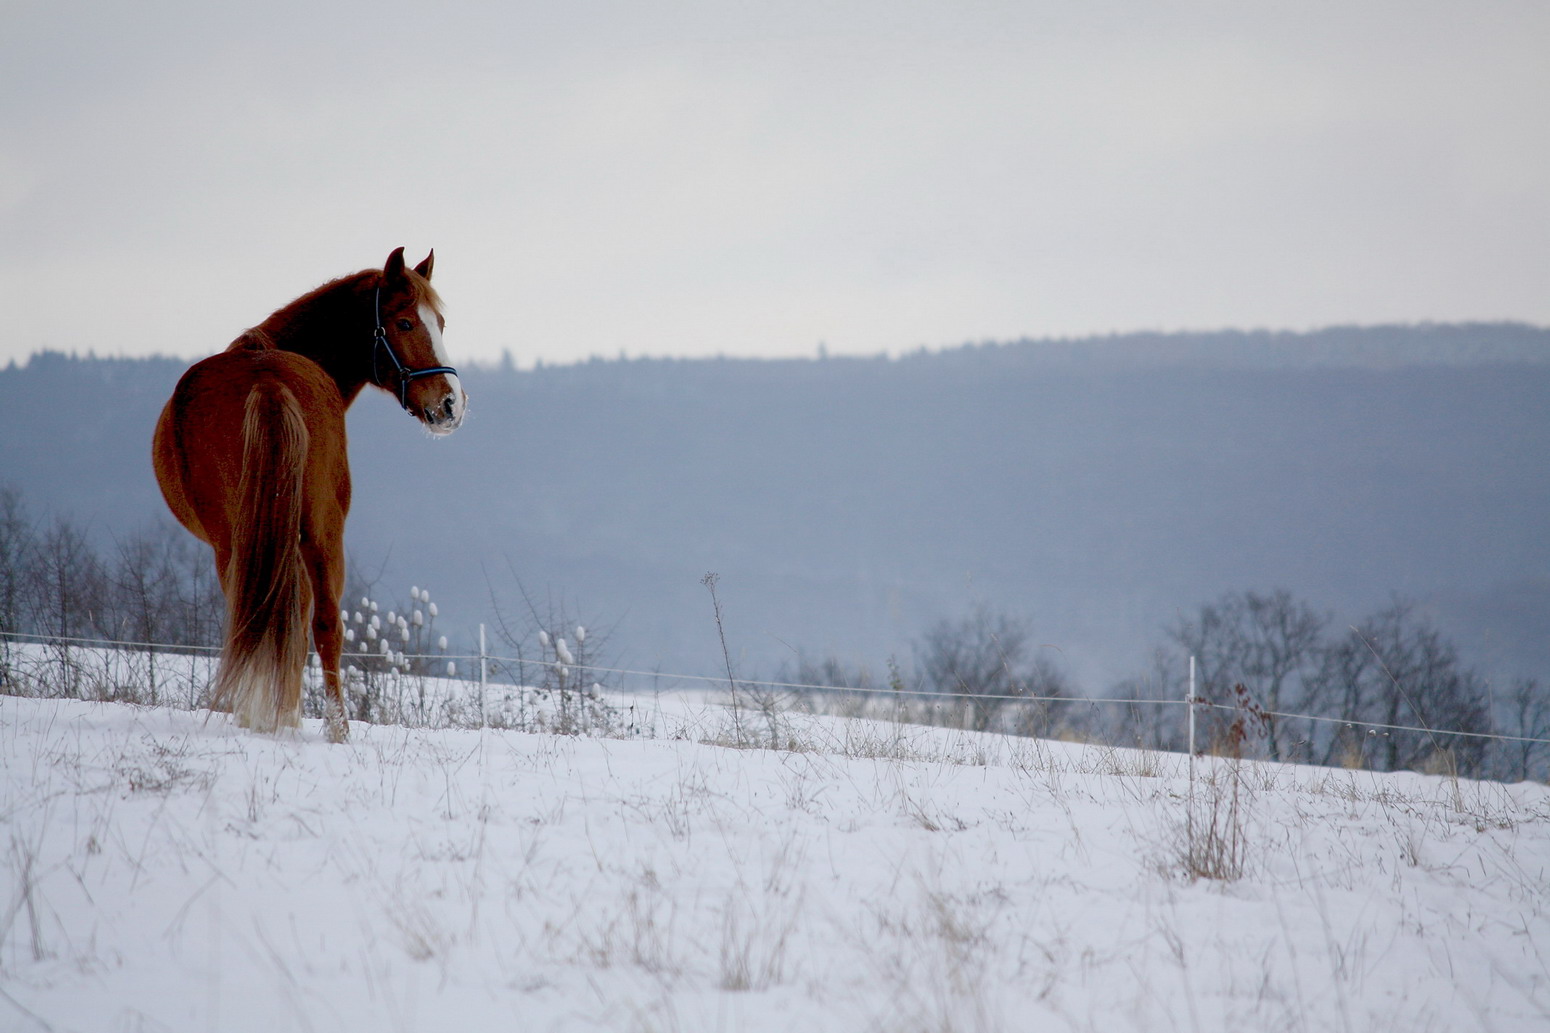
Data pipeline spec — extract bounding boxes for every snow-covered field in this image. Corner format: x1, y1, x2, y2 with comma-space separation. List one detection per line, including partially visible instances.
3, 687, 1547, 1032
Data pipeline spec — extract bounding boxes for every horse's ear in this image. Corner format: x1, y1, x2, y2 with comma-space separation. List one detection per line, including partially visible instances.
383, 247, 407, 284
414, 250, 434, 280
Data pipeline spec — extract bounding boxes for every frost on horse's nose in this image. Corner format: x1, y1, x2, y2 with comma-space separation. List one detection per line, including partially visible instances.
425, 391, 461, 429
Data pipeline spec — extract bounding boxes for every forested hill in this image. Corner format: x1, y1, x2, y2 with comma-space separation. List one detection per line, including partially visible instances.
5, 323, 1548, 689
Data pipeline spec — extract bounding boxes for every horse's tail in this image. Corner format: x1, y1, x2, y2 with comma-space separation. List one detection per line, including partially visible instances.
211, 380, 311, 731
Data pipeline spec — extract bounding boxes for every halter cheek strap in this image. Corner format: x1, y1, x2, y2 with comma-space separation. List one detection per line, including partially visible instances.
371, 286, 458, 411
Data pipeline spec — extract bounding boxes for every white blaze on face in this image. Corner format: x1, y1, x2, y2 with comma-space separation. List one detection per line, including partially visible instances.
419, 301, 465, 431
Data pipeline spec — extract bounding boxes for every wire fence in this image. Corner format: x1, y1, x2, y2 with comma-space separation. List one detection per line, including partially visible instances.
3, 628, 1548, 753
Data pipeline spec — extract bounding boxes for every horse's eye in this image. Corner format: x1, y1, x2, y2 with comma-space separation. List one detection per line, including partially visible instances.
396, 318, 414, 332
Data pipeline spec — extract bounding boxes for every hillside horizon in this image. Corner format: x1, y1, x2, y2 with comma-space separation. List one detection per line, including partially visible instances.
13, 318, 1550, 373
5, 321, 1548, 695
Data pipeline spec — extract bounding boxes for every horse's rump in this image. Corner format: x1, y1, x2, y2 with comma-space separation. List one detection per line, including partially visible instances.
153, 348, 346, 732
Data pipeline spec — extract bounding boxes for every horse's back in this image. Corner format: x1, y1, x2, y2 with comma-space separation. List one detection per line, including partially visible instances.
153, 348, 349, 550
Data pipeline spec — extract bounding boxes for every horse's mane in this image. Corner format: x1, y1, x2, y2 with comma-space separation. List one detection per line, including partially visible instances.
283, 266, 444, 322
232, 265, 443, 357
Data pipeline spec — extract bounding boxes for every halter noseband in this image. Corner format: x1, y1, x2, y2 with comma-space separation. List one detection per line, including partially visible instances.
371, 286, 458, 411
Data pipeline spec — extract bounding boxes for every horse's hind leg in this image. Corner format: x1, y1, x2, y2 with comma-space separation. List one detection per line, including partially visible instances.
303, 526, 349, 742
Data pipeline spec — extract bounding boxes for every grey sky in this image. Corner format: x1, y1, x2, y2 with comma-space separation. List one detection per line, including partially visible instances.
3, 1, 1547, 367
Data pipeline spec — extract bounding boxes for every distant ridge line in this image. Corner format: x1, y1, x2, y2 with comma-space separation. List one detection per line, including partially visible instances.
920, 321, 1550, 371
9, 320, 1549, 374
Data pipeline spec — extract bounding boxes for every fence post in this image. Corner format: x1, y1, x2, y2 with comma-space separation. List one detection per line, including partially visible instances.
1187, 655, 1197, 841
1188, 654, 1197, 764
478, 623, 487, 725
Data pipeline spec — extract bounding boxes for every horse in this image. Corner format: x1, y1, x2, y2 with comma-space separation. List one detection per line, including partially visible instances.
152, 248, 466, 742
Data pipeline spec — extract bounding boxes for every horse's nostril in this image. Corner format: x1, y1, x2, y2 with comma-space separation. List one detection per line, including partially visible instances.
442, 396, 456, 420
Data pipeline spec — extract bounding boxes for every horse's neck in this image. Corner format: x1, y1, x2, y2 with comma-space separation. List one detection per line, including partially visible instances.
260, 278, 374, 405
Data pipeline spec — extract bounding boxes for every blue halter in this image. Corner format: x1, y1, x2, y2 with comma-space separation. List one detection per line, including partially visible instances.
371, 286, 457, 411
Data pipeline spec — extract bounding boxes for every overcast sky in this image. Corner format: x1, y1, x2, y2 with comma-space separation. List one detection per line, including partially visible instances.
3, 1, 1547, 368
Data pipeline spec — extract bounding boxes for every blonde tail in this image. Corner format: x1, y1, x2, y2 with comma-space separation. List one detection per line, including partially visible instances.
211, 381, 310, 731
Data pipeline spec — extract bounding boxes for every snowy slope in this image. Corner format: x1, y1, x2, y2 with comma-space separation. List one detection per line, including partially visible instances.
2, 694, 1547, 1032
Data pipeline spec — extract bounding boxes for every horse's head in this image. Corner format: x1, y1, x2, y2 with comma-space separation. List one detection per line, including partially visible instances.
372, 247, 466, 436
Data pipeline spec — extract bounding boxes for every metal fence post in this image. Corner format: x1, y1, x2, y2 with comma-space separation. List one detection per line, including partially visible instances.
478, 623, 488, 725
1188, 654, 1197, 763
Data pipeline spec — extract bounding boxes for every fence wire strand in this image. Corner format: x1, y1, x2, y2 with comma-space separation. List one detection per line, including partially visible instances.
3, 629, 1547, 748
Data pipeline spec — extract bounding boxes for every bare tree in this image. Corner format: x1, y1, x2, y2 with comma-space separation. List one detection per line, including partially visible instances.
1315, 600, 1491, 774
916, 606, 1071, 734
108, 523, 184, 645
777, 652, 881, 716
1169, 589, 1326, 761
27, 516, 108, 640
1489, 678, 1549, 783
1100, 647, 1189, 752
1307, 622, 1377, 768
107, 521, 197, 705
0, 487, 32, 686
158, 530, 223, 648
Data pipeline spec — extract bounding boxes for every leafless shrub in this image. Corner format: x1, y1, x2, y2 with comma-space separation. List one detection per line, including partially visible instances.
1178, 683, 1268, 881
484, 571, 623, 737
699, 572, 798, 750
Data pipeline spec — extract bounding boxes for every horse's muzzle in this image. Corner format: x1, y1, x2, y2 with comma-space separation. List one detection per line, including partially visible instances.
422, 384, 466, 435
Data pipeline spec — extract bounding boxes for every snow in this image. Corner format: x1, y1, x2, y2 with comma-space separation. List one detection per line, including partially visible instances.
2, 690, 1547, 1032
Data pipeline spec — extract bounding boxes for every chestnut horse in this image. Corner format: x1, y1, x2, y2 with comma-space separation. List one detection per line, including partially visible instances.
152, 248, 465, 741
